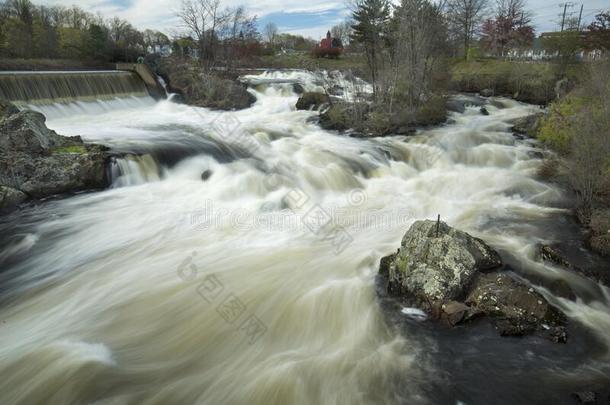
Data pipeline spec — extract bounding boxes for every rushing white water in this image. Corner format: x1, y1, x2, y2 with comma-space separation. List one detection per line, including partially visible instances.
0, 70, 609, 404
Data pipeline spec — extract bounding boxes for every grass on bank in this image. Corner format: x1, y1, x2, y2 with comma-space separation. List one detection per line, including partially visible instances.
52, 145, 87, 154
449, 59, 583, 104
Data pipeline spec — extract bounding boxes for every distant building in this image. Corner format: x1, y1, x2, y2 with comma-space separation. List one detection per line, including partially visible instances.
314, 31, 343, 58
506, 31, 605, 61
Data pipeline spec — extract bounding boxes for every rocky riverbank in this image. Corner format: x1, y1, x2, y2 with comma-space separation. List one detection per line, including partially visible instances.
379, 220, 567, 342
0, 100, 109, 212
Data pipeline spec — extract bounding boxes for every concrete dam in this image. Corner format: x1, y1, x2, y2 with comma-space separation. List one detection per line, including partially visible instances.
0, 64, 165, 106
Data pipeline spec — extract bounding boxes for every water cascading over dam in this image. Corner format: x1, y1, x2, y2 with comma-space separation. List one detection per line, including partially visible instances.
0, 70, 150, 106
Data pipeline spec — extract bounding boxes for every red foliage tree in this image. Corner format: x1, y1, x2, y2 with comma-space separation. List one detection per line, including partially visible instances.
480, 13, 534, 56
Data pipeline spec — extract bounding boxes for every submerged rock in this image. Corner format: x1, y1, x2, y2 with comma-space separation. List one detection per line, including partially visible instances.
480, 107, 490, 115
379, 220, 567, 340
201, 170, 213, 181
0, 101, 109, 211
480, 89, 494, 97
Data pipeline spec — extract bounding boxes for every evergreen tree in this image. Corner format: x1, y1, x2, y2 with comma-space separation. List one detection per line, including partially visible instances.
350, 0, 390, 99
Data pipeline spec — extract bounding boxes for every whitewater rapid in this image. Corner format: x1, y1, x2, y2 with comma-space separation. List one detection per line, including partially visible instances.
0, 70, 609, 404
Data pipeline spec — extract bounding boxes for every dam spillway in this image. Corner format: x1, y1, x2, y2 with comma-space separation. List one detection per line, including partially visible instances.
0, 70, 150, 106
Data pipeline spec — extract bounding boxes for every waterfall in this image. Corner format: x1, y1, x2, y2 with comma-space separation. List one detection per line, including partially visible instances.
0, 71, 149, 106
109, 154, 163, 188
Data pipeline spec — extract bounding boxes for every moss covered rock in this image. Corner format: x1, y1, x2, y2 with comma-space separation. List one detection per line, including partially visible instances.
384, 220, 502, 304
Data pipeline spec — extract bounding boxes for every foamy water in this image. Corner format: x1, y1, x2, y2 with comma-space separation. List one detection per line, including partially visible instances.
0, 70, 608, 404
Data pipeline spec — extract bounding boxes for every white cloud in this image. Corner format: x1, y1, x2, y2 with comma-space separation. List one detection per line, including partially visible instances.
37, 0, 349, 35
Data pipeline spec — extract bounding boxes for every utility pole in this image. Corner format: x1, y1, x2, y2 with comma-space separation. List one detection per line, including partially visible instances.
577, 4, 584, 31
561, 3, 568, 31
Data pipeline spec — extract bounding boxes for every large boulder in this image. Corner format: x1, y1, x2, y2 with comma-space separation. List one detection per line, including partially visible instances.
296, 92, 330, 111
383, 220, 502, 305
0, 101, 109, 210
379, 220, 567, 340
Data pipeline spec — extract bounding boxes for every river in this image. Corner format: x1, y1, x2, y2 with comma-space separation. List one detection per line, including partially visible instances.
0, 70, 608, 404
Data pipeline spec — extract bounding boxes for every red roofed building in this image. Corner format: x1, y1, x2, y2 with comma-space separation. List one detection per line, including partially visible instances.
314, 30, 343, 58
320, 31, 333, 49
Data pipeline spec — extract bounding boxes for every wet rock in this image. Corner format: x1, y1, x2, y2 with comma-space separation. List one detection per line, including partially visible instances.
446, 95, 486, 113
540, 244, 572, 268
0, 104, 109, 210
384, 220, 502, 305
292, 83, 305, 94
328, 84, 344, 96
466, 272, 566, 339
441, 301, 470, 326
511, 113, 544, 137
572, 391, 597, 405
296, 92, 330, 111
446, 99, 466, 113
489, 99, 507, 109
0, 186, 27, 210
379, 220, 567, 340
480, 107, 490, 116
319, 102, 367, 132
538, 243, 610, 289
480, 89, 494, 97
161, 64, 255, 111
379, 252, 396, 277
0, 99, 19, 121
201, 170, 213, 181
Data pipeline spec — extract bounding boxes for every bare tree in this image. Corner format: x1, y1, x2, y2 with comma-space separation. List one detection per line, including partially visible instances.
264, 22, 278, 46
386, 0, 448, 109
331, 21, 352, 47
178, 0, 228, 67
446, 0, 488, 59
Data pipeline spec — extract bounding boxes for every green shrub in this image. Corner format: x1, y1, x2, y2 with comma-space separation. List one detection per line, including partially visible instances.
537, 96, 585, 153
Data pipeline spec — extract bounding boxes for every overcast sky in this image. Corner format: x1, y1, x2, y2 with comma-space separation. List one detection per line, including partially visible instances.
36, 0, 609, 39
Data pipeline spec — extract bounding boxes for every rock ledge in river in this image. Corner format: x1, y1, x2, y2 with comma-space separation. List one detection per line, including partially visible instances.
0, 102, 109, 211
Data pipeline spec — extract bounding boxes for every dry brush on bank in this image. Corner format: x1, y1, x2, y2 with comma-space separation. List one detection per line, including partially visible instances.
536, 61, 610, 255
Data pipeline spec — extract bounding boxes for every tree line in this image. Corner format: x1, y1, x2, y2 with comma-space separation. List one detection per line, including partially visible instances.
0, 0, 170, 61
349, 0, 609, 105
